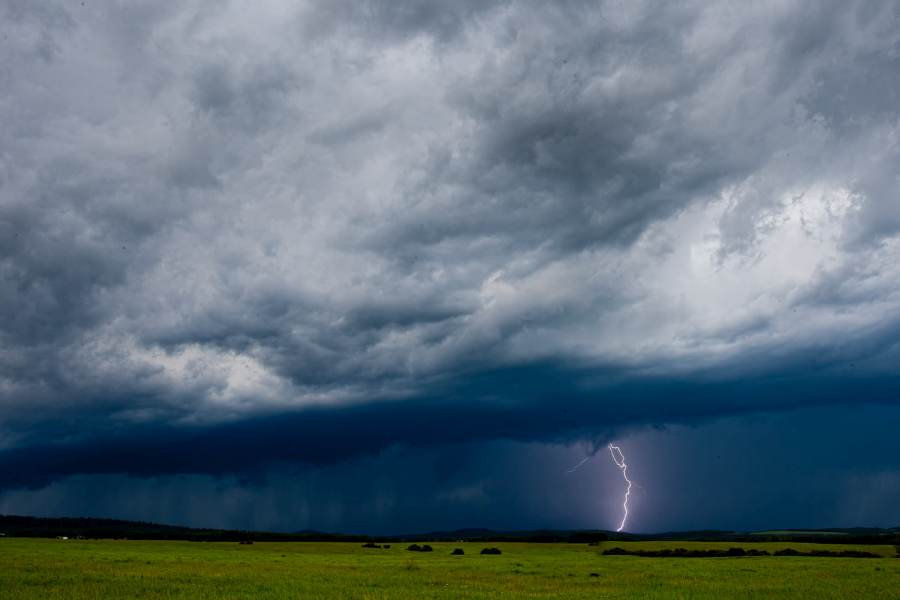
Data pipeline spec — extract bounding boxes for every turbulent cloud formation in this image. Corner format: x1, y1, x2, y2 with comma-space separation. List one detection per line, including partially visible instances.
1, 0, 900, 519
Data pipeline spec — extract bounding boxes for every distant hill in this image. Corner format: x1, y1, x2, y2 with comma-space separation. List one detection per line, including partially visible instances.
0, 515, 367, 542
1, 515, 897, 544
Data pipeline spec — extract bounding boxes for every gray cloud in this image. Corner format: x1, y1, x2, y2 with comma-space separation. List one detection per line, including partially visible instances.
1, 0, 899, 501
301, 0, 509, 44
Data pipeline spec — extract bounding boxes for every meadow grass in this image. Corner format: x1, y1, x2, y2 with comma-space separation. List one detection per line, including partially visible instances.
1, 538, 897, 599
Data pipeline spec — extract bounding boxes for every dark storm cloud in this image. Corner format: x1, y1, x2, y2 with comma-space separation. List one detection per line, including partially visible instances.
1, 0, 900, 493
3, 361, 899, 491
3, 404, 899, 533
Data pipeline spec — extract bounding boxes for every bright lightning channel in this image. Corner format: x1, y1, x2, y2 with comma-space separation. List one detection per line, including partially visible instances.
607, 443, 631, 533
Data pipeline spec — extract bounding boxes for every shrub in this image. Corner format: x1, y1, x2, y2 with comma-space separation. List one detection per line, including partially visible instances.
480, 547, 502, 555
571, 532, 607, 544
601, 546, 879, 559
362, 542, 381, 549
603, 547, 770, 557
451, 548, 464, 555
407, 543, 433, 552
836, 550, 879, 558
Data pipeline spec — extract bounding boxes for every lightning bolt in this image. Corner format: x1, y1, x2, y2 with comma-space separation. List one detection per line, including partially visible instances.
607, 443, 631, 532
565, 455, 591, 474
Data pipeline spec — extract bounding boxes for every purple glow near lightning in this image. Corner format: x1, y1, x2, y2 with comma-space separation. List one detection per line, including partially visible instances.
607, 443, 631, 532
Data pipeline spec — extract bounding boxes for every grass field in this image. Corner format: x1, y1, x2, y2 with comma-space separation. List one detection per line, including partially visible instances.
1, 538, 897, 599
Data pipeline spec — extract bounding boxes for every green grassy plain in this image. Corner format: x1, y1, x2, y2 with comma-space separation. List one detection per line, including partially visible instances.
1, 538, 897, 599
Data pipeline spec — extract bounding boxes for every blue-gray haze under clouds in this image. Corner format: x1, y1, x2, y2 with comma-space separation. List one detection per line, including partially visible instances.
0, 0, 898, 532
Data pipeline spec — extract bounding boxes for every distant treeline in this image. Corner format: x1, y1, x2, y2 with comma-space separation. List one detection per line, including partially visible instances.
403, 530, 611, 544
1, 515, 897, 545
401, 528, 900, 546
635, 529, 900, 545
602, 547, 882, 558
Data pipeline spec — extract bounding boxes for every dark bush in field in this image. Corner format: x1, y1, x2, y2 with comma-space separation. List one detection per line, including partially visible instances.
603, 547, 770, 557
451, 548, 464, 555
570, 532, 607, 544
772, 548, 878, 558
383, 544, 391, 549
362, 542, 381, 548
601, 546, 878, 558
407, 544, 433, 552
480, 547, 502, 555
808, 550, 880, 558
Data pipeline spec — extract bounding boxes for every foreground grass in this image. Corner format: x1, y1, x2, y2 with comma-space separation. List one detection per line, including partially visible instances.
1, 539, 897, 599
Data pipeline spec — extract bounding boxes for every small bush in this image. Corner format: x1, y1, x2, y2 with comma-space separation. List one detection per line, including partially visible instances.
451, 548, 464, 555
570, 532, 607, 544
829, 550, 879, 558
601, 546, 879, 559
383, 544, 391, 549
407, 543, 433, 552
480, 547, 502, 555
362, 542, 381, 549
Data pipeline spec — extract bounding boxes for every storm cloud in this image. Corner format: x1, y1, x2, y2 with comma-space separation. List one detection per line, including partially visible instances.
1, 0, 899, 527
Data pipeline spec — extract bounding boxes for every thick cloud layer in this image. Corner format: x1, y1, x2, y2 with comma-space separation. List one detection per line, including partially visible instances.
3, 404, 898, 533
2, 0, 900, 505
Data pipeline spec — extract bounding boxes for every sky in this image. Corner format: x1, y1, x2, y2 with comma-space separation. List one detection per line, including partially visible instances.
0, 0, 899, 534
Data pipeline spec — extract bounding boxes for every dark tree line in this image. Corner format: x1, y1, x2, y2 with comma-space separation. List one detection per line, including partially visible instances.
1, 515, 896, 545
602, 547, 882, 558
